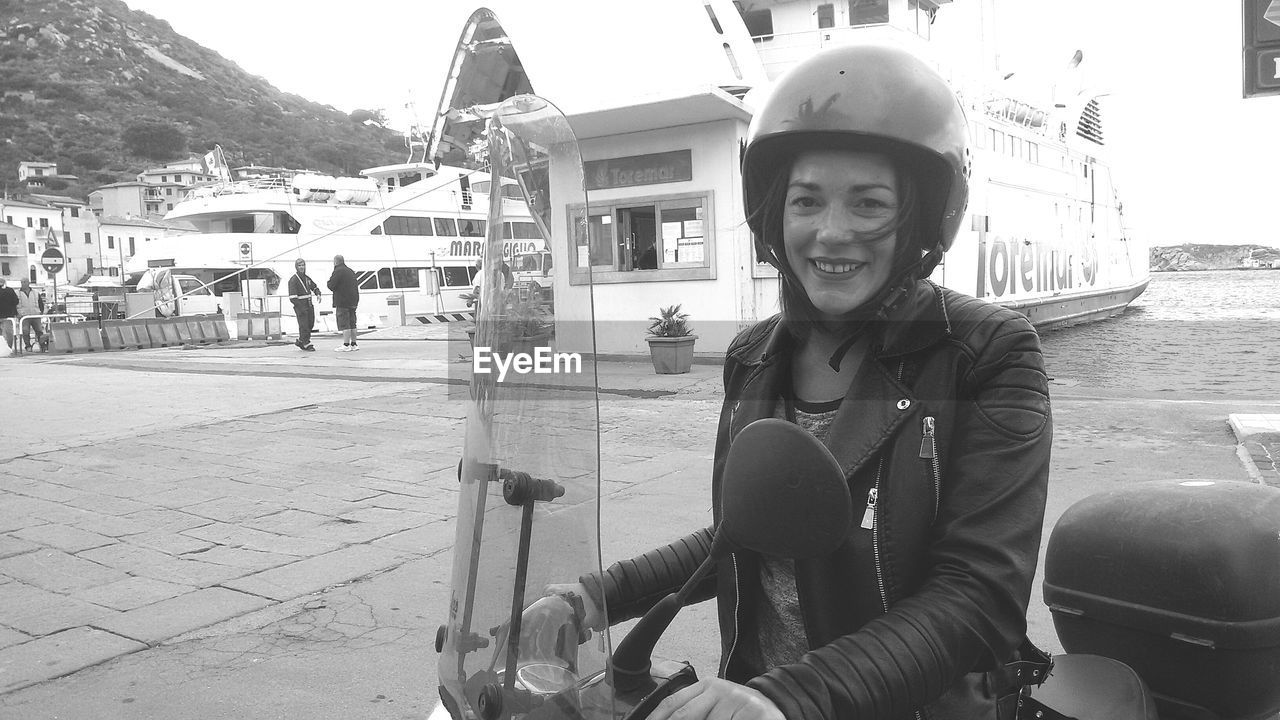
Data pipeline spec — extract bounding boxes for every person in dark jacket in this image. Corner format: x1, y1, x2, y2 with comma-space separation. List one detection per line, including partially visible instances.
327, 254, 360, 352
554, 45, 1051, 720
0, 278, 18, 354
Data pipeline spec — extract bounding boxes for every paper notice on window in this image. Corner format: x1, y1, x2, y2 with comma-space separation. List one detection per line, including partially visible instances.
678, 239, 704, 263
578, 246, 589, 267
684, 220, 704, 237
661, 222, 682, 243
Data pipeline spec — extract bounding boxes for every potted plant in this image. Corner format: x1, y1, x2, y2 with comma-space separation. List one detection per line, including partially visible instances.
645, 304, 697, 374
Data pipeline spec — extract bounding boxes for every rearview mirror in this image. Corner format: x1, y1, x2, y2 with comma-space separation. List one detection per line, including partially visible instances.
720, 418, 851, 559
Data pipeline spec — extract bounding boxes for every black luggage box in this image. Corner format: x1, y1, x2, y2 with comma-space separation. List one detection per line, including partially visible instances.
1044, 479, 1280, 720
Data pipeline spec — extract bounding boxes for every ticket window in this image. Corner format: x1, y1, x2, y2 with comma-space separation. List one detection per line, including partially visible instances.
618, 206, 658, 271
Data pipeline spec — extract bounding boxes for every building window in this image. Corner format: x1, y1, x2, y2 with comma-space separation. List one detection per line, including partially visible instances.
107, 235, 115, 249
63, 231, 70, 244
128, 237, 135, 255
30, 266, 36, 282
817, 3, 834, 28
167, 204, 173, 211
28, 242, 35, 254
85, 232, 92, 244
87, 258, 94, 273
569, 192, 714, 283
850, 0, 888, 25
39, 218, 48, 228
5, 216, 11, 224
166, 188, 173, 196
1, 262, 8, 275
70, 207, 79, 218
26, 218, 33, 227
161, 175, 167, 182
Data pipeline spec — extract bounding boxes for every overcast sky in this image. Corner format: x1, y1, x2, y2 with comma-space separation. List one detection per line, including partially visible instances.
120, 0, 1280, 249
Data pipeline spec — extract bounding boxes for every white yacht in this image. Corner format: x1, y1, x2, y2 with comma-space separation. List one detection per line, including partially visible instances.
126, 160, 543, 329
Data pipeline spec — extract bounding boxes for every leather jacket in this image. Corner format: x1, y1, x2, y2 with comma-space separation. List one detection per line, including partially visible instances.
591, 281, 1051, 719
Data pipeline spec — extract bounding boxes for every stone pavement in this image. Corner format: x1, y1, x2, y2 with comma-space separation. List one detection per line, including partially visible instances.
0, 324, 1277, 718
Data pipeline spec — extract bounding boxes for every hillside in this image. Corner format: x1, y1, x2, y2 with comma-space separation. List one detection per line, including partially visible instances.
0, 0, 407, 199
1150, 244, 1280, 271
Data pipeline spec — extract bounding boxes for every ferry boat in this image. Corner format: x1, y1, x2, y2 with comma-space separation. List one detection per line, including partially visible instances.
125, 160, 545, 329
423, 0, 1148, 354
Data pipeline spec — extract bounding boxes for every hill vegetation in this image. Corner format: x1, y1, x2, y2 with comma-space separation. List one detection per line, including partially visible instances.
0, 0, 408, 200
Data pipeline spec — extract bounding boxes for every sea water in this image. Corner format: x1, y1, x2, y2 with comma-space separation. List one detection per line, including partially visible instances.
1039, 270, 1280, 400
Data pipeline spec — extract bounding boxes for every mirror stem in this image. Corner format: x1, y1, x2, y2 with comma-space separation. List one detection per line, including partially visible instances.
611, 534, 727, 693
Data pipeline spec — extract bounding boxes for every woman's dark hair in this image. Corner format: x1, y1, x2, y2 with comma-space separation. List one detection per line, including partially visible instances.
747, 150, 923, 333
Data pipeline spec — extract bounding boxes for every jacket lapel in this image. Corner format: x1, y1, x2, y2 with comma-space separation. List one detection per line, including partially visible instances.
824, 354, 916, 478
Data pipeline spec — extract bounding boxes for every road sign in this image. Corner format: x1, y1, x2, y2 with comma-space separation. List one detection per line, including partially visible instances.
40, 247, 65, 274
238, 241, 253, 262
1245, 0, 1280, 98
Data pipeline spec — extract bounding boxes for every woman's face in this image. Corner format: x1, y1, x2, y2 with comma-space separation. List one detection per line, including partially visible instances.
783, 150, 902, 320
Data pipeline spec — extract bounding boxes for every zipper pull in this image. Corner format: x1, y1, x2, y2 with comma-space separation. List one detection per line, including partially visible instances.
919, 416, 936, 459
860, 487, 878, 530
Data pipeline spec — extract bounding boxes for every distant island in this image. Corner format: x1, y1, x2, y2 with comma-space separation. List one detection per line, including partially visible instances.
1150, 244, 1280, 272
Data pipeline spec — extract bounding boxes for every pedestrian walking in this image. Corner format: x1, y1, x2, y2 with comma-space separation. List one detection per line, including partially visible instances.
288, 258, 321, 351
0, 278, 18, 355
327, 254, 360, 352
552, 45, 1051, 720
15, 278, 45, 352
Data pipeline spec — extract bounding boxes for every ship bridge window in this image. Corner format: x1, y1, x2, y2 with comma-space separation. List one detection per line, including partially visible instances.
817, 3, 834, 28
384, 216, 435, 236
439, 266, 473, 288
568, 191, 714, 285
735, 3, 774, 39
503, 221, 541, 240
434, 218, 458, 236
230, 216, 255, 233
458, 219, 486, 237
399, 173, 422, 187
357, 270, 378, 290
392, 267, 420, 288
850, 0, 888, 26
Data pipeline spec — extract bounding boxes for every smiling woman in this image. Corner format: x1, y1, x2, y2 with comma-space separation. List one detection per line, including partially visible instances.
780, 150, 906, 321
565, 44, 1054, 720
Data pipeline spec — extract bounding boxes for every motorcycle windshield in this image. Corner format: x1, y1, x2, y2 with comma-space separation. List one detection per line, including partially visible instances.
438, 95, 621, 720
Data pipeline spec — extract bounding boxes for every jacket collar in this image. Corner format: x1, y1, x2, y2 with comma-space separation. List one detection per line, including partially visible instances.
726, 280, 951, 477
727, 280, 953, 368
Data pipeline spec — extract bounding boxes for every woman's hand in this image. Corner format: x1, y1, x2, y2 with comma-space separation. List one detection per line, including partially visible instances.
647, 679, 784, 720
543, 583, 604, 631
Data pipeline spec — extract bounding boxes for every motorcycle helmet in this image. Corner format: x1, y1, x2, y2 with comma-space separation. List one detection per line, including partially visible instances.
742, 43, 971, 317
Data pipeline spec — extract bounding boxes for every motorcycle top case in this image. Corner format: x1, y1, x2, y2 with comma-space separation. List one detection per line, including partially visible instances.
1044, 480, 1280, 720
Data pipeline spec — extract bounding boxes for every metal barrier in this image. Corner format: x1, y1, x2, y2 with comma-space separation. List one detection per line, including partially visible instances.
6, 314, 86, 356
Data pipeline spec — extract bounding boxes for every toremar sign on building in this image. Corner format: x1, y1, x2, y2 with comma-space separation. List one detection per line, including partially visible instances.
585, 150, 692, 190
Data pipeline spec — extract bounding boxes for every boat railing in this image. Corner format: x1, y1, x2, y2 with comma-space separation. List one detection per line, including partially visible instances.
182, 178, 291, 202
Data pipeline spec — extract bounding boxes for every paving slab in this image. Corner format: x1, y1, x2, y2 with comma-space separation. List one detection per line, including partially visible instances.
220, 544, 417, 602
9, 523, 115, 554
0, 581, 118, 636
75, 576, 195, 612
0, 627, 145, 694
92, 587, 273, 646
0, 548, 128, 594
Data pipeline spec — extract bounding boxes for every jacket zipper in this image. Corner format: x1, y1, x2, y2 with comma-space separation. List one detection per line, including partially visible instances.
919, 415, 941, 520
872, 361, 927, 720
720, 553, 742, 678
